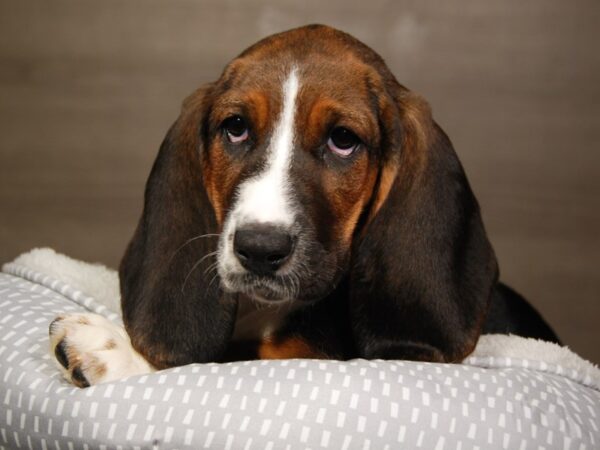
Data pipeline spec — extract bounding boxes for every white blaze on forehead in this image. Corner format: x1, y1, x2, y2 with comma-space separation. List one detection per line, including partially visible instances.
233, 69, 300, 226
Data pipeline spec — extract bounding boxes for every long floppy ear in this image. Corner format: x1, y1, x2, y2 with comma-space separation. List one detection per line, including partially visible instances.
119, 84, 237, 369
350, 85, 498, 363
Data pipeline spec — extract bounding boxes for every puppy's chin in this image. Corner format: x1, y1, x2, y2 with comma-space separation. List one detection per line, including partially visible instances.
221, 271, 339, 305
244, 281, 293, 304
221, 274, 295, 304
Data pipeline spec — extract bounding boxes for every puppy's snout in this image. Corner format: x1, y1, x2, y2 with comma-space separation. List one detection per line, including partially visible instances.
233, 224, 294, 275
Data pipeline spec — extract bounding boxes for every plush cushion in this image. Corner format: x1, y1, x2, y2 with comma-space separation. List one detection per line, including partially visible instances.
1, 249, 599, 449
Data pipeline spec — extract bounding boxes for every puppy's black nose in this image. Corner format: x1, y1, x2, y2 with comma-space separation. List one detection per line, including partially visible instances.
233, 225, 294, 275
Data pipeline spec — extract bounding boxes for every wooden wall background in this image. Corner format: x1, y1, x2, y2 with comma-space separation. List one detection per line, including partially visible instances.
1, 1, 598, 362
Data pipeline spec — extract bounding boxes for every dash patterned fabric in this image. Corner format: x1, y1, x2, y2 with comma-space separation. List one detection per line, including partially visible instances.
1, 265, 599, 449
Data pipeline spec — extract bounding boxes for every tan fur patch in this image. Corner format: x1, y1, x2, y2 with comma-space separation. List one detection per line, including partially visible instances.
83, 355, 107, 381
399, 92, 432, 152
340, 165, 379, 244
246, 90, 270, 137
367, 162, 398, 226
363, 90, 435, 226
77, 316, 90, 325
258, 336, 325, 359
203, 148, 229, 225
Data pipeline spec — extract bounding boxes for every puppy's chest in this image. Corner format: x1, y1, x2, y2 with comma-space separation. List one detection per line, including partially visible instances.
226, 295, 353, 361
231, 296, 297, 342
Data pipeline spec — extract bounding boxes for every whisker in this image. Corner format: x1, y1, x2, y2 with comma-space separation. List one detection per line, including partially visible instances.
207, 272, 220, 293
286, 277, 296, 300
291, 272, 300, 298
169, 233, 220, 264
282, 274, 292, 300
283, 273, 296, 300
181, 251, 219, 294
203, 260, 220, 277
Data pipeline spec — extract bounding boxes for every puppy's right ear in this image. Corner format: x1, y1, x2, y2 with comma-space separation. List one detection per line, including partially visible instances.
119, 84, 237, 369
349, 86, 498, 363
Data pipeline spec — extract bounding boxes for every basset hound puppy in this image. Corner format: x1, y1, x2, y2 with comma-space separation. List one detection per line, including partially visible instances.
50, 25, 559, 387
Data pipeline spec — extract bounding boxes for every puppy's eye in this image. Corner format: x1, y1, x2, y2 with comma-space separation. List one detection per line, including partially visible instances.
223, 115, 249, 143
327, 127, 360, 157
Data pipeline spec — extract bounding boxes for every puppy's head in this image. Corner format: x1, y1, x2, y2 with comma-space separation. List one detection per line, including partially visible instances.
120, 25, 498, 366
206, 25, 419, 303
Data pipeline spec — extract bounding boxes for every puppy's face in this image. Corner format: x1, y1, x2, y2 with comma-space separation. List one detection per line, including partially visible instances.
202, 31, 393, 303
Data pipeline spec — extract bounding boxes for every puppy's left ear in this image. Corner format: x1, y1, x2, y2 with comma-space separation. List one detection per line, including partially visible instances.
349, 84, 498, 363
119, 84, 237, 369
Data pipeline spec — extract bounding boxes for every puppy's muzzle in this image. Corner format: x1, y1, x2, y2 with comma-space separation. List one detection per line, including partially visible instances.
233, 223, 295, 275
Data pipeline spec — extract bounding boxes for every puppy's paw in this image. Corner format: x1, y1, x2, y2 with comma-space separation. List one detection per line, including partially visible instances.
49, 313, 153, 387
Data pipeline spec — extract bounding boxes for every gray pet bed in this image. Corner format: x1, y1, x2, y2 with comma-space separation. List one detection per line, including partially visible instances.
1, 249, 599, 449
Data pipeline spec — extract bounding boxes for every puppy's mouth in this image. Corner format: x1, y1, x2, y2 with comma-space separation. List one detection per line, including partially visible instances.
221, 272, 299, 304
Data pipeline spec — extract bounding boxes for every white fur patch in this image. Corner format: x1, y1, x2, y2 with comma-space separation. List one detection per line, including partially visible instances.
220, 69, 300, 275
234, 68, 299, 226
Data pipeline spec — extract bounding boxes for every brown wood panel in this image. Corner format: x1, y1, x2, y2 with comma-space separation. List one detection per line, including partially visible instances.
1, 0, 598, 362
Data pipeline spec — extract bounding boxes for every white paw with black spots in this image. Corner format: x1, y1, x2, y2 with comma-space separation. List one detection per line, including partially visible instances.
49, 313, 154, 387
